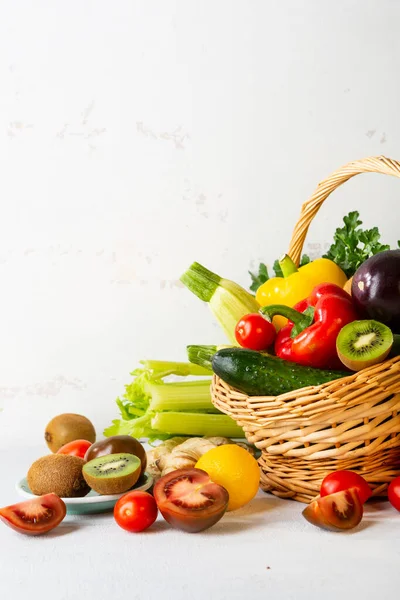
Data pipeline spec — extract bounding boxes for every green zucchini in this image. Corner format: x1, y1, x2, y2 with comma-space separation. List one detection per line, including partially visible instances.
212, 347, 348, 396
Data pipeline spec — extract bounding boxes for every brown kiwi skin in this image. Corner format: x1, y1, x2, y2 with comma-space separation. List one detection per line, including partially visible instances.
27, 455, 90, 498
45, 413, 96, 452
83, 454, 141, 495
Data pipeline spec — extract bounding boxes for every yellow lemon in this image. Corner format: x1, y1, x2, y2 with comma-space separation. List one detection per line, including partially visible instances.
196, 444, 260, 511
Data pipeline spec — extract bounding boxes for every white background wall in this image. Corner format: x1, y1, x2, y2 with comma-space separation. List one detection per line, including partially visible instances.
1, 0, 399, 445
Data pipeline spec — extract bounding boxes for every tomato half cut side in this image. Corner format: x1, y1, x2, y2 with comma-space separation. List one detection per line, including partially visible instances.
302, 487, 363, 532
153, 468, 229, 533
0, 494, 66, 536
320, 470, 372, 504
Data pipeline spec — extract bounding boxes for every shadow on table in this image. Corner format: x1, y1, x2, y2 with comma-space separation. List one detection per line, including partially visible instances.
233, 495, 284, 517
45, 522, 81, 538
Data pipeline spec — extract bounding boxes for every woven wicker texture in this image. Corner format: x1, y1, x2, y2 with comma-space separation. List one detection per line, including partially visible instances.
211, 156, 400, 502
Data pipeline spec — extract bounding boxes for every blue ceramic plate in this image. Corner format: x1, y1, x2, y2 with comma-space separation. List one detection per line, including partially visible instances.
15, 473, 153, 515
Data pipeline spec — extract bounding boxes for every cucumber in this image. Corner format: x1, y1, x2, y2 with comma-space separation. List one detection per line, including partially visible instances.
212, 347, 348, 396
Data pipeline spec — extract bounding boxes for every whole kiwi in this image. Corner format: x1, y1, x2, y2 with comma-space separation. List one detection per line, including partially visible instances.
84, 435, 147, 475
45, 413, 96, 452
27, 454, 90, 498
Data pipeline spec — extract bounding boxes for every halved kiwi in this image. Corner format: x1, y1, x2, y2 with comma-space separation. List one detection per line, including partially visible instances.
82, 453, 141, 495
336, 319, 393, 371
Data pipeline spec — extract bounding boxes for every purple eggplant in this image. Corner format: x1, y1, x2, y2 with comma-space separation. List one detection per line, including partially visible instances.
351, 249, 400, 333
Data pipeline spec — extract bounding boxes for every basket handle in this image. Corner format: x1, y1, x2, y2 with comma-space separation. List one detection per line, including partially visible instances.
287, 156, 400, 266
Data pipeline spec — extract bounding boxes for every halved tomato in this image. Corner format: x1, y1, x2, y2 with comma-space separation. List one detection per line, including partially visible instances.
153, 468, 229, 533
0, 494, 66, 536
302, 487, 363, 532
320, 470, 372, 504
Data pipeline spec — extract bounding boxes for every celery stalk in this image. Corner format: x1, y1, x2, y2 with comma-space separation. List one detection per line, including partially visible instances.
146, 379, 217, 413
180, 262, 260, 343
105, 411, 243, 441
105, 358, 245, 441
151, 412, 243, 438
139, 360, 212, 378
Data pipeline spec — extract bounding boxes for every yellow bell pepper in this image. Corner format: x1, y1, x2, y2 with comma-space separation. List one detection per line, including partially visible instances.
256, 255, 347, 329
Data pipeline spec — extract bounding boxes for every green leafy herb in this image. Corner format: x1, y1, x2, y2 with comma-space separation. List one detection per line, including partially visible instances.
323, 211, 397, 278
249, 263, 270, 292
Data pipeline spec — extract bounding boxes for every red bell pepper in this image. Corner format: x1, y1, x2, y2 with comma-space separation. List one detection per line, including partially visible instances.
260, 283, 358, 369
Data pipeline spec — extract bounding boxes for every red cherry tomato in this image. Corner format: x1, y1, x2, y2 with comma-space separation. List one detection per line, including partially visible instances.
57, 439, 92, 459
114, 491, 158, 533
235, 313, 276, 351
303, 488, 363, 532
320, 470, 372, 504
0, 494, 66, 536
388, 476, 400, 511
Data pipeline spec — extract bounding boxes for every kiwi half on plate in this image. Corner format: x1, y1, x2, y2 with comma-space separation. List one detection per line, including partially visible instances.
83, 453, 141, 495
336, 319, 393, 372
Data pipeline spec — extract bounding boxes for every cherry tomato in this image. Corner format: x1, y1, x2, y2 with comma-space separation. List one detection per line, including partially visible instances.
320, 470, 372, 504
153, 468, 229, 533
114, 491, 158, 533
0, 494, 66, 536
388, 476, 400, 511
235, 313, 276, 351
303, 487, 363, 532
57, 439, 92, 459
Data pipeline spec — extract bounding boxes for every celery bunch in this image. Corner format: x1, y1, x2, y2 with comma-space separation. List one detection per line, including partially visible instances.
104, 360, 244, 442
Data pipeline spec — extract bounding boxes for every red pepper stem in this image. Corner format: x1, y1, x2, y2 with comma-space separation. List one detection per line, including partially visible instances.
259, 304, 313, 332
279, 254, 298, 278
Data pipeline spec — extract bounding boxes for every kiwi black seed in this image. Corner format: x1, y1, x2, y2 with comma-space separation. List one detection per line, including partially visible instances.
82, 453, 141, 495
336, 319, 393, 372
27, 454, 90, 498
45, 413, 96, 452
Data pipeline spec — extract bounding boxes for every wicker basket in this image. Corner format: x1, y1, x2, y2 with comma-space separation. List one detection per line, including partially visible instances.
211, 156, 400, 503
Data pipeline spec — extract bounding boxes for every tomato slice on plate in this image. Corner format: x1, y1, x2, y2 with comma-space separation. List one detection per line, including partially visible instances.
0, 493, 66, 536
303, 487, 363, 532
320, 470, 372, 504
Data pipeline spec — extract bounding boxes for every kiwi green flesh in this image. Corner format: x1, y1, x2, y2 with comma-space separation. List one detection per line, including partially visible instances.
83, 453, 141, 495
337, 320, 393, 371
27, 454, 90, 498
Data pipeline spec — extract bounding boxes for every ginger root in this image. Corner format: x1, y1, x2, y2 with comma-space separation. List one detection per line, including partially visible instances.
147, 436, 255, 481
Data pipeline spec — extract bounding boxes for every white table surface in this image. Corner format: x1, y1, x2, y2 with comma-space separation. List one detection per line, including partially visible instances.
1, 444, 399, 600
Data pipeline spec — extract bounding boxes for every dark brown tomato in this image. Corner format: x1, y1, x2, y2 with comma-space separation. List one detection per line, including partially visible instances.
302, 487, 363, 532
0, 494, 66, 536
84, 435, 147, 475
153, 468, 229, 533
